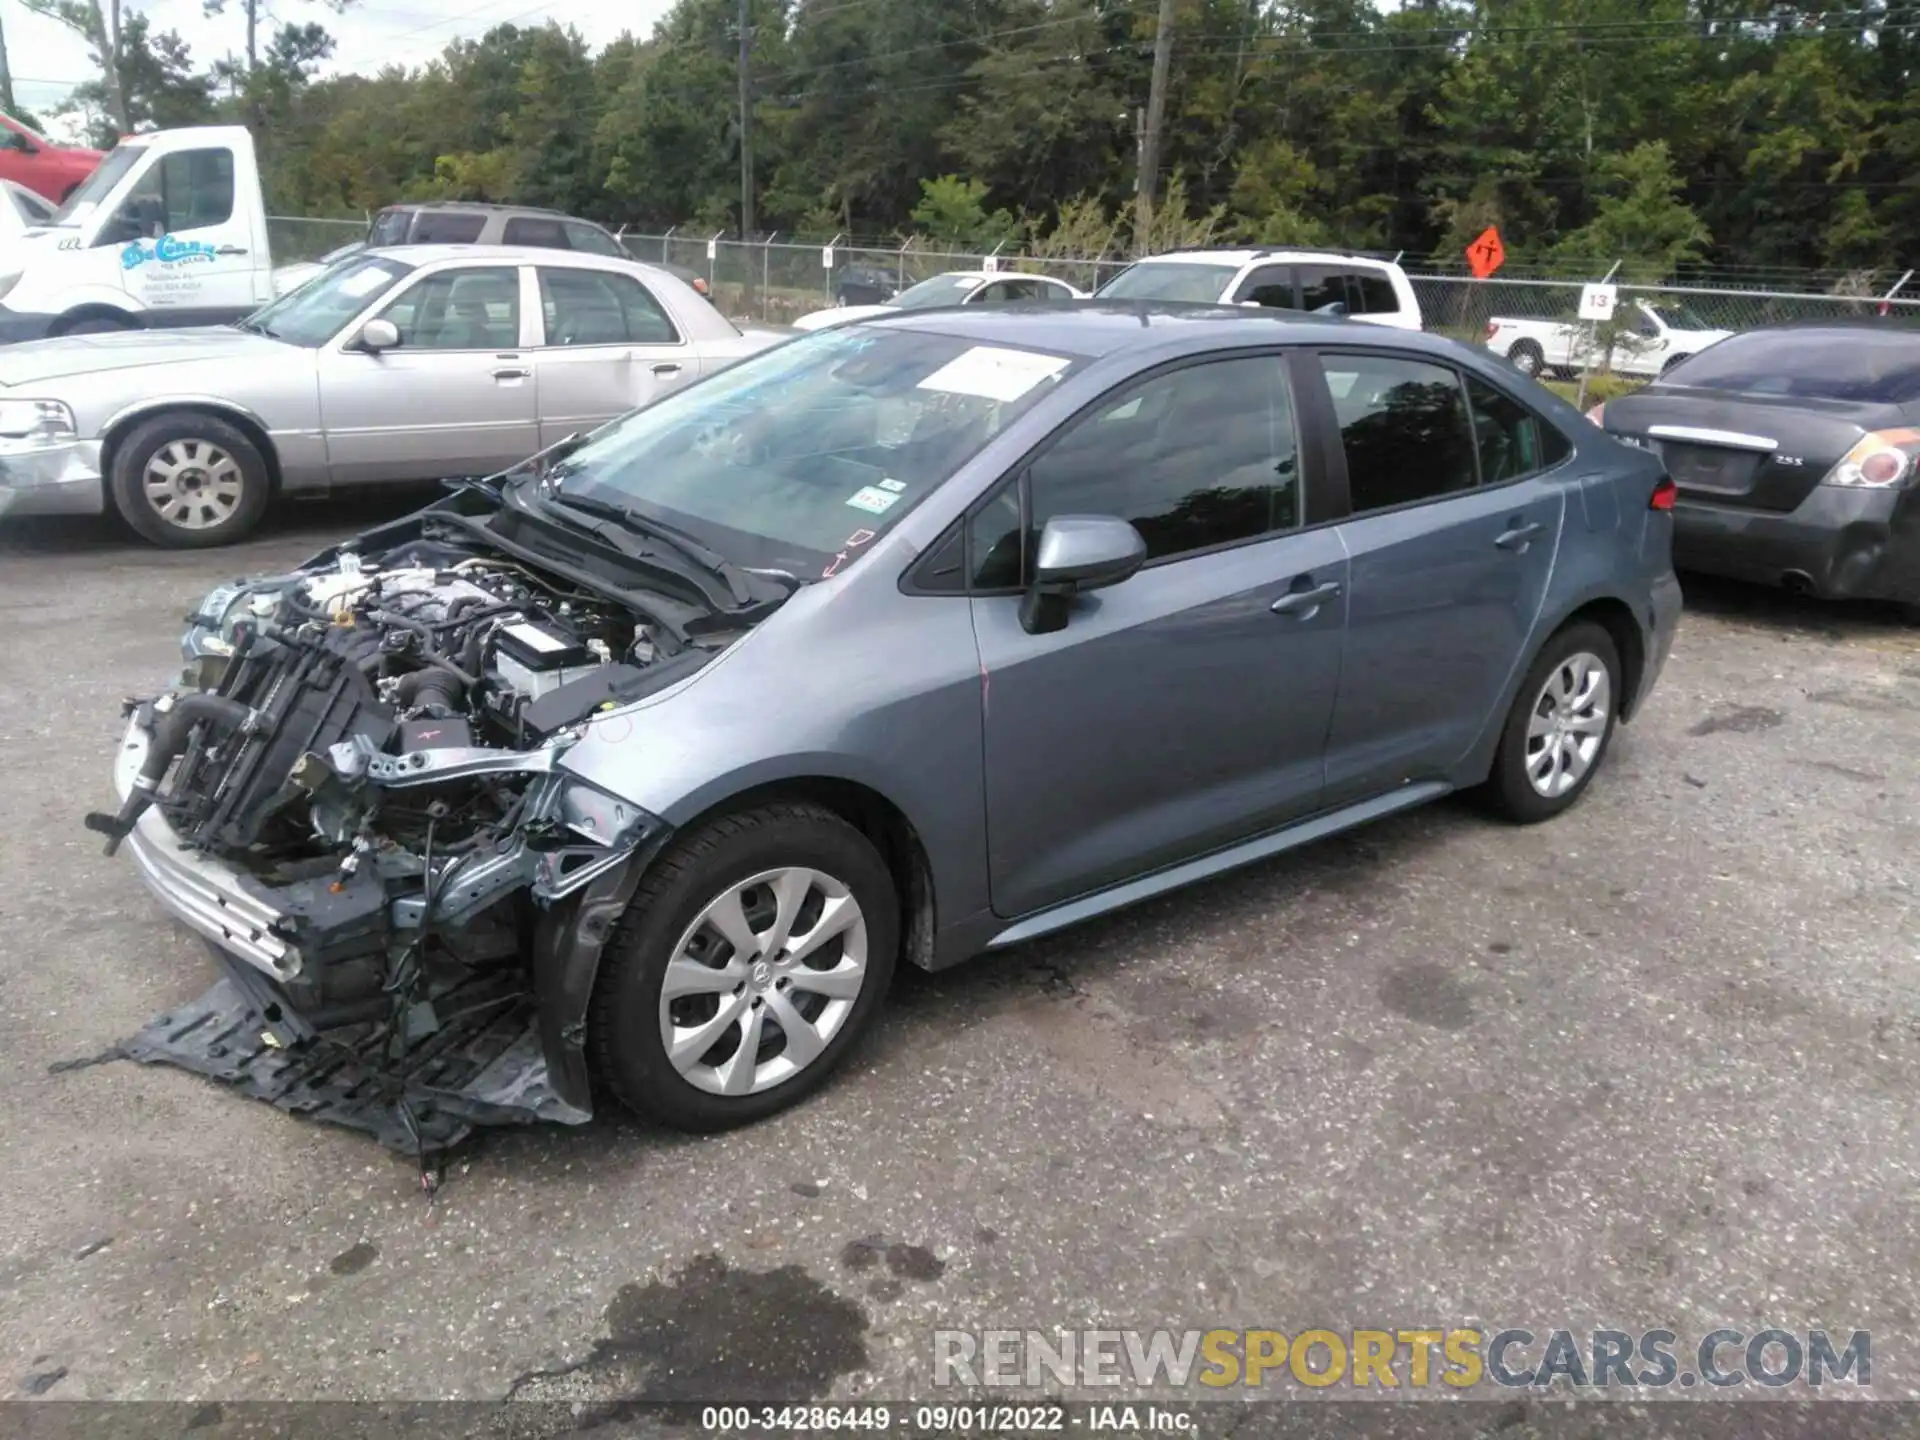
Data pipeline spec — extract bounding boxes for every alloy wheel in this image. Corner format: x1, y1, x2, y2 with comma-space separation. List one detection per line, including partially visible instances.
658, 866, 870, 1097
1525, 651, 1612, 797
143, 439, 245, 531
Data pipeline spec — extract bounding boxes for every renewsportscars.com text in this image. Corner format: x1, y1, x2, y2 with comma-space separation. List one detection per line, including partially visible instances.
933, 1327, 1871, 1391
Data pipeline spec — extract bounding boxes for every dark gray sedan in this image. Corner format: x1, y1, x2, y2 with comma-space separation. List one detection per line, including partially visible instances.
95, 304, 1681, 1148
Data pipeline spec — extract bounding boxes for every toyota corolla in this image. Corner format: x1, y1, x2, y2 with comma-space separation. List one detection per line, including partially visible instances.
91, 305, 1681, 1153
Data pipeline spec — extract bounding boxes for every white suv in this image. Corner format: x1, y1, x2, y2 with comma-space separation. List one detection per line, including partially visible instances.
1092, 248, 1423, 330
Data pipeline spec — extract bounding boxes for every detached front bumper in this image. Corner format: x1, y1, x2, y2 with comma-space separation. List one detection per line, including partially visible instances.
0, 435, 106, 518
111, 710, 300, 979
1672, 484, 1920, 604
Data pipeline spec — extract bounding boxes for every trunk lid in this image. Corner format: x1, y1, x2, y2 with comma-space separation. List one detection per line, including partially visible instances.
1603, 386, 1903, 512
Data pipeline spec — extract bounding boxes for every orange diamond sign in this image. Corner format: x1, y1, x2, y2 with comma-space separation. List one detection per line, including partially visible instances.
1466, 226, 1506, 279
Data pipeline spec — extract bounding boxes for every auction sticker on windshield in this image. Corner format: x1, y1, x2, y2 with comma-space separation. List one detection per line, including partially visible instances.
917, 345, 1071, 403
845, 486, 902, 514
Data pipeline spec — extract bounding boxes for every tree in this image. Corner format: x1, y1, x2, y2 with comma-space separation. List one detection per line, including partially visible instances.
1552, 140, 1710, 282
23, 0, 131, 134
909, 174, 1021, 248
54, 11, 216, 144
202, 0, 352, 77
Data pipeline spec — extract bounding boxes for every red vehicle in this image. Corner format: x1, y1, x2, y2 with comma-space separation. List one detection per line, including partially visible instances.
0, 112, 105, 204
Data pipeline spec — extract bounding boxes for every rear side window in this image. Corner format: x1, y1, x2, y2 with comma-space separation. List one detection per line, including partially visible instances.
408, 211, 485, 244
1319, 355, 1477, 513
503, 216, 569, 248
563, 220, 627, 257
1351, 271, 1399, 315
537, 267, 679, 345
1465, 375, 1572, 481
1660, 329, 1920, 404
1299, 266, 1401, 317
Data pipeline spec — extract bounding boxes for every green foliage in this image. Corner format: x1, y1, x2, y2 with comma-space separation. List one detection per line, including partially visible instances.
909, 175, 1021, 248
25, 0, 1919, 277
1552, 141, 1710, 282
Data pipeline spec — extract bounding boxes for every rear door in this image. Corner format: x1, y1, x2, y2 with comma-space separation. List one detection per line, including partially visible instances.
528, 263, 694, 445
317, 262, 539, 484
1310, 350, 1571, 802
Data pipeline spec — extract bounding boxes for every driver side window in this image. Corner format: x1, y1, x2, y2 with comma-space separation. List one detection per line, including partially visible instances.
376, 267, 521, 350
969, 355, 1303, 588
112, 148, 234, 240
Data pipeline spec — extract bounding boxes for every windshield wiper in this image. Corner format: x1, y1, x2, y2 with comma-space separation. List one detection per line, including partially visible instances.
537, 490, 765, 606
230, 316, 276, 338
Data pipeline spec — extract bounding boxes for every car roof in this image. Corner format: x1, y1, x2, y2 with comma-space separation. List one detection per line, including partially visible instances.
1128, 248, 1401, 269
921, 269, 1067, 282
858, 301, 1441, 359
380, 200, 574, 218
360, 243, 662, 273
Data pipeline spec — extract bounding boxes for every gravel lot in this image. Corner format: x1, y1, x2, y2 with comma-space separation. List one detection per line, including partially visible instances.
2, 496, 1917, 1423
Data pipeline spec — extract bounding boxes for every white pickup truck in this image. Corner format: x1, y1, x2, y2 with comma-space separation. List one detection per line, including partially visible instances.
0, 125, 278, 343
1484, 298, 1732, 380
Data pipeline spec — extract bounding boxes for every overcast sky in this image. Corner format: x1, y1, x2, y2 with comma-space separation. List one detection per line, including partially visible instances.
4, 0, 677, 141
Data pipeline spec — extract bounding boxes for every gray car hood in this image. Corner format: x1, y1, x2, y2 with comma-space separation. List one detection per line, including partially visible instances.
0, 327, 288, 387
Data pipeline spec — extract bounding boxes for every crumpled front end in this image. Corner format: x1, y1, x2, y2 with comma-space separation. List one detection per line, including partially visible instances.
90, 542, 710, 1154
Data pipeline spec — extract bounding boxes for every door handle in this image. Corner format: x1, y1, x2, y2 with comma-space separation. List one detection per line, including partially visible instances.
650, 362, 683, 377
491, 367, 531, 381
214, 245, 248, 256
1495, 520, 1544, 551
1271, 580, 1342, 615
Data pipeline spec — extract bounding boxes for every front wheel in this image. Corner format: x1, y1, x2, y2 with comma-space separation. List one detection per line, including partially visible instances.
588, 803, 899, 1131
1481, 622, 1622, 823
107, 412, 272, 548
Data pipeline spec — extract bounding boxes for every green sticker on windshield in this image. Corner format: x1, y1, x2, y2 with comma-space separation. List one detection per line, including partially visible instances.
846, 486, 901, 514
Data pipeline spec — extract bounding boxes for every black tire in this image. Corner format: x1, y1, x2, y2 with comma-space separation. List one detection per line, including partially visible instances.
107, 412, 272, 549
1481, 621, 1622, 824
1508, 340, 1545, 378
589, 802, 900, 1132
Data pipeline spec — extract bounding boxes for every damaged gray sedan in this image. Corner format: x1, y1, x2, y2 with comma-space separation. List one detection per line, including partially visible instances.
92, 306, 1679, 1153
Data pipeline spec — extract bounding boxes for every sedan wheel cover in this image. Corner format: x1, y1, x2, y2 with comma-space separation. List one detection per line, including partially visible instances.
143, 439, 245, 530
1525, 651, 1611, 798
658, 866, 869, 1097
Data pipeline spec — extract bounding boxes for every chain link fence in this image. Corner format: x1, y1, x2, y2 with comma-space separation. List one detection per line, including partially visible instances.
267, 215, 368, 264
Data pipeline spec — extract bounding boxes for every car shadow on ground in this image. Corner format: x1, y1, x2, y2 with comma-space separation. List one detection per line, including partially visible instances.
1674, 569, 1914, 643
0, 487, 439, 559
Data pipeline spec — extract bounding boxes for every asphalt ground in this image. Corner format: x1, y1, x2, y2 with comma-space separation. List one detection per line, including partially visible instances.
2, 494, 1917, 1434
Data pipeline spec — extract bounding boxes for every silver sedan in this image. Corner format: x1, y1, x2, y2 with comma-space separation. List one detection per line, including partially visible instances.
0, 244, 788, 546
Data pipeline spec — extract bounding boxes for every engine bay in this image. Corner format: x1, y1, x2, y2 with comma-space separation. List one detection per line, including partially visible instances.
84, 535, 732, 1155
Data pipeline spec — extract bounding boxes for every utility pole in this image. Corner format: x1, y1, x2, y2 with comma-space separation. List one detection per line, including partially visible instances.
1134, 0, 1177, 253
0, 5, 14, 115
737, 0, 754, 240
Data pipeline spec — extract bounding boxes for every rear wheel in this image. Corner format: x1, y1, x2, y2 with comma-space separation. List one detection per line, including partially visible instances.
108, 412, 272, 548
1482, 622, 1621, 823
589, 803, 899, 1131
1508, 340, 1546, 378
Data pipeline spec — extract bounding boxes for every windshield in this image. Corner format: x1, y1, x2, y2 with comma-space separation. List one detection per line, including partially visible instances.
242, 254, 414, 346
1094, 261, 1239, 303
1659, 329, 1920, 403
892, 274, 984, 309
50, 143, 145, 226
551, 325, 1083, 576
1646, 300, 1712, 331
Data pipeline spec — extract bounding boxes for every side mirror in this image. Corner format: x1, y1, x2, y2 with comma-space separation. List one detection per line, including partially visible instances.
1018, 514, 1147, 635
4, 132, 35, 154
356, 318, 400, 353
1314, 301, 1349, 317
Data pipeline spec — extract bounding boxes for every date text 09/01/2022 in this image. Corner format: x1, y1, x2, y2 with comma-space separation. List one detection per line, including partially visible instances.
697, 1404, 1188, 1433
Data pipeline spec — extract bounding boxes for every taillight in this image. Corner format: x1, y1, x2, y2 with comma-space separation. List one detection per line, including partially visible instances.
1650, 477, 1677, 510
1586, 403, 1605, 427
1822, 428, 1920, 489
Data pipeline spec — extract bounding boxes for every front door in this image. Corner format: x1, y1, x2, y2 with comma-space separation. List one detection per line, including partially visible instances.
318, 263, 540, 485
971, 352, 1348, 919
109, 143, 260, 320
1310, 351, 1569, 802
529, 264, 697, 447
